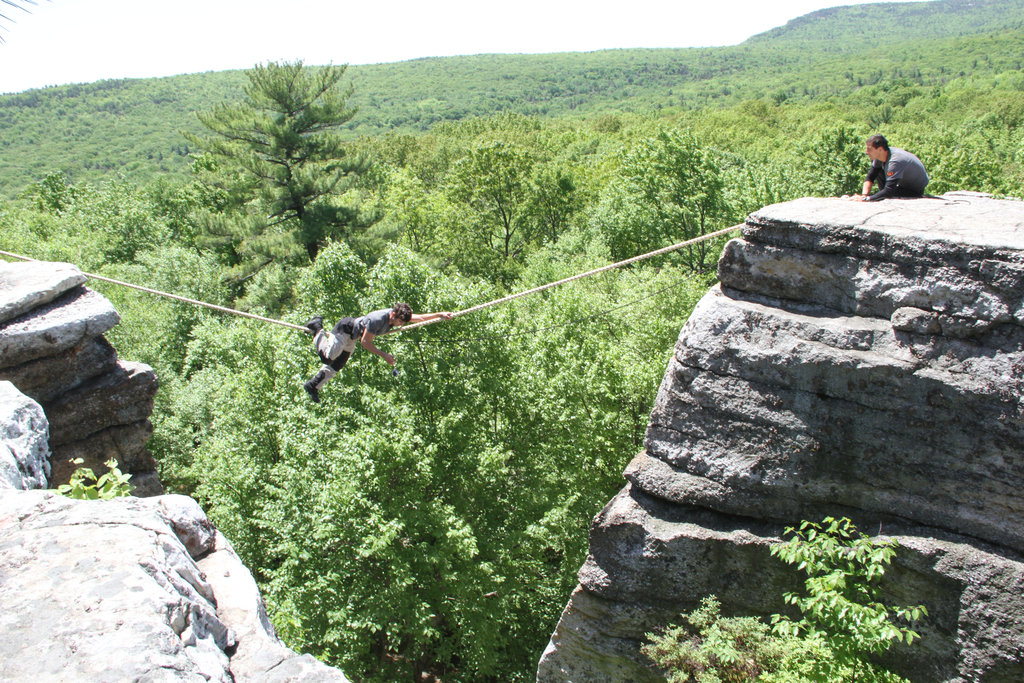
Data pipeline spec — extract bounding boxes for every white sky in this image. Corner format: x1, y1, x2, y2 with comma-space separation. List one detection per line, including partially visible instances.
0, 0, 923, 95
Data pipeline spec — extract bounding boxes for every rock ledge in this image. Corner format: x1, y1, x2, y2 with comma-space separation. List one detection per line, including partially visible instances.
539, 194, 1024, 682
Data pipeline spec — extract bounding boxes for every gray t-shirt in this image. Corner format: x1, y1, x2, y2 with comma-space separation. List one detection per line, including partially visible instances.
868, 147, 929, 200
354, 308, 394, 337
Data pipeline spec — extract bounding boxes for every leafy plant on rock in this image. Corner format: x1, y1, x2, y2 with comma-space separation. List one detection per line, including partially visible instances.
770, 516, 927, 680
642, 595, 794, 683
57, 458, 134, 500
644, 517, 926, 682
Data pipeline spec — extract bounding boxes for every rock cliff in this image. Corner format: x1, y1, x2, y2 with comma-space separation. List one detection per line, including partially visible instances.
0, 260, 161, 495
0, 262, 351, 681
538, 193, 1024, 682
0, 484, 351, 682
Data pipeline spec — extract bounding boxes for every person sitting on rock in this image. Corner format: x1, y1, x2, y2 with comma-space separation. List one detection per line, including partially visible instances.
302, 303, 454, 402
845, 134, 929, 202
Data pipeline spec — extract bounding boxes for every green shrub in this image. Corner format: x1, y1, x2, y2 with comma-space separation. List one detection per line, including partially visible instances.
770, 517, 927, 680
644, 517, 926, 682
642, 595, 795, 683
57, 458, 133, 500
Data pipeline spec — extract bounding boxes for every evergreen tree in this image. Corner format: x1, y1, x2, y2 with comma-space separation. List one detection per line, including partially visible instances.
186, 60, 367, 279
0, 0, 35, 42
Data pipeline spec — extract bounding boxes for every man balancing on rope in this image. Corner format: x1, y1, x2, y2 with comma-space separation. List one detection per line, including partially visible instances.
301, 303, 454, 402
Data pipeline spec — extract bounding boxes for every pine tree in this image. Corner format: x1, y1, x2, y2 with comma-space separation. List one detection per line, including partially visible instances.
186, 60, 367, 279
0, 0, 36, 42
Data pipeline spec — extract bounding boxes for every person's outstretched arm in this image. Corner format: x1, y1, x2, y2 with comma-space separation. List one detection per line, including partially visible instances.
408, 311, 454, 324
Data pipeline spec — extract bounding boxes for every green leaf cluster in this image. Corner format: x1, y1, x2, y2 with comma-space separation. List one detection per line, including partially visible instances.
56, 458, 134, 500
590, 128, 730, 267
644, 518, 927, 682
770, 518, 928, 672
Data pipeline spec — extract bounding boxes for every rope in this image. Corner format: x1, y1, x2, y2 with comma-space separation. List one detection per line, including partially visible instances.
0, 249, 308, 332
392, 277, 694, 344
396, 223, 742, 333
1, 223, 741, 335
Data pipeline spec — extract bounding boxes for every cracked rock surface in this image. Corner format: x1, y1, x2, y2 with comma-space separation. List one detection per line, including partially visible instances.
539, 194, 1024, 682
0, 489, 351, 682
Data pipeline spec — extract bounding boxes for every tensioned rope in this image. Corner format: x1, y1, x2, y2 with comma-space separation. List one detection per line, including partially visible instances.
0, 249, 310, 332
0, 223, 741, 334
395, 224, 741, 334
393, 277, 695, 345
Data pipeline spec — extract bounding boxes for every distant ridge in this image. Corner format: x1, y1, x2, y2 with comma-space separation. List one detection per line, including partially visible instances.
0, 0, 1022, 197
746, 0, 1024, 45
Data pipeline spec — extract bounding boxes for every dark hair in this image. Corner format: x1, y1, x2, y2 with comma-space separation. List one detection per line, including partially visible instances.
866, 134, 889, 151
392, 302, 413, 323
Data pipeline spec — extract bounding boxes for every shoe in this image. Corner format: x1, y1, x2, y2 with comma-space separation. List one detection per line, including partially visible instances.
303, 368, 328, 403
304, 315, 324, 334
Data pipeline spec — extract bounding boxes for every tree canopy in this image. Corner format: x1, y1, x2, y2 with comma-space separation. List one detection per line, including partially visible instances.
3, 0, 1024, 198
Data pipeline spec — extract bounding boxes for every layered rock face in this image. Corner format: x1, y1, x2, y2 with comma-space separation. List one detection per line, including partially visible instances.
539, 193, 1024, 682
0, 261, 161, 495
1, 329, 351, 680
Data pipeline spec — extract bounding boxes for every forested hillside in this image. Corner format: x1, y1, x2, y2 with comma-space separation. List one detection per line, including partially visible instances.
1, 0, 1022, 197
1, 1, 1023, 681
748, 0, 1024, 45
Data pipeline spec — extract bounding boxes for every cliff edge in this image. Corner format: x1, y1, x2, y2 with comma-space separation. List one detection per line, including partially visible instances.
0, 260, 161, 494
0, 263, 351, 682
538, 193, 1024, 682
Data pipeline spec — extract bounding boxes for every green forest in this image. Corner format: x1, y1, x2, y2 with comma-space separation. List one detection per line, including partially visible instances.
2, 0, 1023, 197
1, 0, 1023, 680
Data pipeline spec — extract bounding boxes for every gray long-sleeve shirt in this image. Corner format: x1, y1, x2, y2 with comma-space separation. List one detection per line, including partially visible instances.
867, 147, 929, 201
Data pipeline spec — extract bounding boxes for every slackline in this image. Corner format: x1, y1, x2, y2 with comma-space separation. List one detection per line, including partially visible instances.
0, 224, 741, 335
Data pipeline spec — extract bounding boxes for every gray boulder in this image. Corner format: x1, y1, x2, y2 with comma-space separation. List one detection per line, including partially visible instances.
0, 275, 352, 681
0, 489, 351, 682
0, 260, 161, 494
0, 335, 119, 403
0, 490, 233, 682
0, 380, 49, 489
638, 284, 1023, 552
0, 260, 85, 324
45, 360, 158, 446
0, 285, 120, 368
